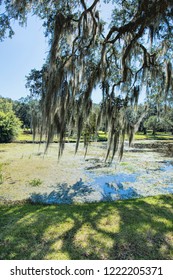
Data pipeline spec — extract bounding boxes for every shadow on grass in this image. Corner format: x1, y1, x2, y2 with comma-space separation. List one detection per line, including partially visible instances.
0, 195, 173, 260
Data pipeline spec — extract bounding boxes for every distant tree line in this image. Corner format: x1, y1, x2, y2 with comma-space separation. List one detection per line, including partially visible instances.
1, 92, 173, 144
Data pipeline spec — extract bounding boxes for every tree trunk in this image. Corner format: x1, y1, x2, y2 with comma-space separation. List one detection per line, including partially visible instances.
143, 127, 147, 135
152, 128, 156, 136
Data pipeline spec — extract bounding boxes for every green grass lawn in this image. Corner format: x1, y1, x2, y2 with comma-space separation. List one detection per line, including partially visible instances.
16, 130, 83, 143
0, 195, 172, 260
16, 130, 33, 142
16, 130, 173, 143
135, 131, 173, 141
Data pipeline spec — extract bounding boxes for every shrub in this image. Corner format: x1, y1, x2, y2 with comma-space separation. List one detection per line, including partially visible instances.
0, 111, 22, 143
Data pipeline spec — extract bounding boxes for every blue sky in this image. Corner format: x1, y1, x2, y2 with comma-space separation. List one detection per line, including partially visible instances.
0, 15, 48, 100
0, 2, 114, 103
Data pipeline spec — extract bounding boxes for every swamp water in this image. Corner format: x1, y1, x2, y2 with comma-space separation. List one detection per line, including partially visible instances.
0, 142, 173, 204
31, 144, 173, 204
85, 161, 173, 201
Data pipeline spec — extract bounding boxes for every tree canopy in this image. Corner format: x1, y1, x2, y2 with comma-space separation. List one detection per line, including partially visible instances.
1, 0, 173, 159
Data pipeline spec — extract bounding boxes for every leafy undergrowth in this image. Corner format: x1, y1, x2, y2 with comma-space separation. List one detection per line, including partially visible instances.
0, 195, 173, 260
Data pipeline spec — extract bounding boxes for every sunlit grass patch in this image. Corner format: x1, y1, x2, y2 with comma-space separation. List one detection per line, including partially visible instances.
0, 195, 172, 260
135, 131, 173, 141
74, 223, 114, 259
97, 131, 108, 141
17, 130, 33, 142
